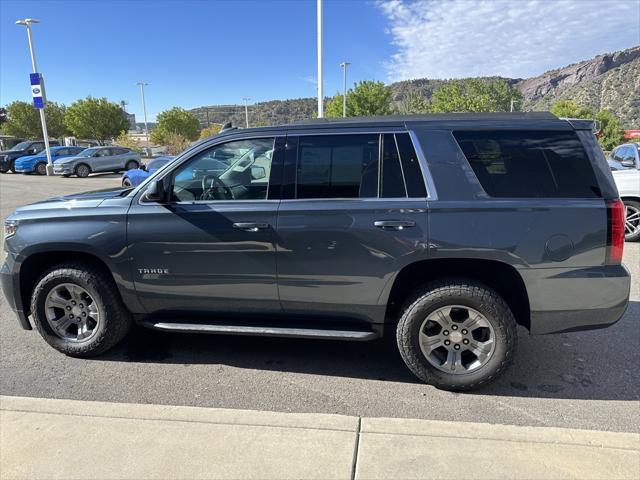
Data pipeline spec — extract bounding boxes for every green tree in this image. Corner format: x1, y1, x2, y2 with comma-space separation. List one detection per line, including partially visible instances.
325, 80, 393, 117
199, 124, 222, 139
162, 132, 191, 155
65, 97, 129, 143
550, 100, 595, 118
3, 100, 67, 139
430, 79, 521, 113
151, 107, 200, 144
395, 89, 430, 114
596, 109, 625, 151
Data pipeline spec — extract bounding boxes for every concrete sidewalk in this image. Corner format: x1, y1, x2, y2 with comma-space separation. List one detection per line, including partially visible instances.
1, 396, 638, 480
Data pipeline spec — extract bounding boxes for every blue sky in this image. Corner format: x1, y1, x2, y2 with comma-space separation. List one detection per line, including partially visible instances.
1, 0, 638, 122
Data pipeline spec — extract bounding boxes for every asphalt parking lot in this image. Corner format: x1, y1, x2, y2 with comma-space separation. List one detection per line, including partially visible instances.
1, 173, 638, 433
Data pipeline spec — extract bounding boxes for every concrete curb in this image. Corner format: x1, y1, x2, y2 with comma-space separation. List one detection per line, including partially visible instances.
1, 395, 639, 480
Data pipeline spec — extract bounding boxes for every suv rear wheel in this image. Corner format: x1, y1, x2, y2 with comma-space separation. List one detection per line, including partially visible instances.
125, 160, 139, 170
30, 263, 131, 357
396, 279, 517, 391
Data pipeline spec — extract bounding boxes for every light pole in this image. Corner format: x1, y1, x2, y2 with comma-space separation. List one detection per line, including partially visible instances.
340, 61, 350, 117
136, 82, 149, 152
242, 97, 251, 128
15, 18, 54, 176
317, 0, 324, 118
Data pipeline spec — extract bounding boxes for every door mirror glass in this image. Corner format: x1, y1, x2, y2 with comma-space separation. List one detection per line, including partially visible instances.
621, 158, 636, 167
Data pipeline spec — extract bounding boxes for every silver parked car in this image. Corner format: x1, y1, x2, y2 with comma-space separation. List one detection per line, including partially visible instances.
53, 146, 140, 178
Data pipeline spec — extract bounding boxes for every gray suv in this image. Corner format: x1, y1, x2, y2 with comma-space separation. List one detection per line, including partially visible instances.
53, 146, 140, 177
1, 113, 631, 391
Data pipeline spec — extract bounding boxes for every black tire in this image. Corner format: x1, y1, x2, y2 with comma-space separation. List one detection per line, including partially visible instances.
122, 177, 133, 188
35, 162, 47, 175
75, 163, 91, 178
125, 160, 139, 171
622, 199, 640, 242
396, 278, 517, 391
30, 263, 131, 357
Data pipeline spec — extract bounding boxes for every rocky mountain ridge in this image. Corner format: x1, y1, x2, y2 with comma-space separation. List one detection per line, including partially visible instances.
190, 46, 639, 128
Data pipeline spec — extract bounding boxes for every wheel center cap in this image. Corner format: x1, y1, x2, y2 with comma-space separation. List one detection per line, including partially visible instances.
72, 306, 83, 317
450, 331, 463, 343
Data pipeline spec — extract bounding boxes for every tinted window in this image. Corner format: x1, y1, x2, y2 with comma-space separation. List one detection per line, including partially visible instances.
396, 133, 427, 197
172, 138, 275, 202
296, 134, 378, 199
454, 130, 600, 198
381, 134, 406, 198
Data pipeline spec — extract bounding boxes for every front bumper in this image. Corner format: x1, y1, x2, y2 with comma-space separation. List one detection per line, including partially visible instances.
521, 264, 631, 335
53, 165, 73, 175
1, 253, 31, 330
14, 166, 33, 173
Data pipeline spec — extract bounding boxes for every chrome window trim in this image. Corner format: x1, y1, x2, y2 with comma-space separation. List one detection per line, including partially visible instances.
280, 197, 427, 203
407, 130, 438, 200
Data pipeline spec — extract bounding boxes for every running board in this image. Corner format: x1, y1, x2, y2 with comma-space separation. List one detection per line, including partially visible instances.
139, 320, 379, 341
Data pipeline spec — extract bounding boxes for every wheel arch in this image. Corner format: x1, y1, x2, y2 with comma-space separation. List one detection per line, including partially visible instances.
18, 250, 127, 319
383, 258, 531, 331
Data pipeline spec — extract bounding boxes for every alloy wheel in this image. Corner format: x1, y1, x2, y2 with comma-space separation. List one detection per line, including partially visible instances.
44, 283, 100, 342
625, 204, 640, 239
419, 305, 496, 374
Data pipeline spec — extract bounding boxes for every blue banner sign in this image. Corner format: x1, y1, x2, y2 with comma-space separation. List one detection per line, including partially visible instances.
30, 73, 46, 109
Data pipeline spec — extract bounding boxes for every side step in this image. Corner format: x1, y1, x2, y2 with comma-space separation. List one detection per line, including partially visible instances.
139, 320, 380, 341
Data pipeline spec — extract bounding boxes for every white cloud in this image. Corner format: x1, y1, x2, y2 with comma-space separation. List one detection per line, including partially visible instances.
378, 0, 640, 81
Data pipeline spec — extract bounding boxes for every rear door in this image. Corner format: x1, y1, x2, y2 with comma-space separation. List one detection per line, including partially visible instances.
275, 130, 429, 324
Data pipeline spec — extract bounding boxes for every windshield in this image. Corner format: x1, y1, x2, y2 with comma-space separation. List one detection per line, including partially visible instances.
9, 141, 32, 151
77, 147, 101, 157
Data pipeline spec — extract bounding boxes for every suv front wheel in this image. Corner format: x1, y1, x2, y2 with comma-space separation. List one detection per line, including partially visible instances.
396, 279, 517, 391
30, 263, 131, 357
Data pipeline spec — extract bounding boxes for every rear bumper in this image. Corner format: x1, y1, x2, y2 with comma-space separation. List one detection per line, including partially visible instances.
1, 253, 31, 330
521, 265, 631, 335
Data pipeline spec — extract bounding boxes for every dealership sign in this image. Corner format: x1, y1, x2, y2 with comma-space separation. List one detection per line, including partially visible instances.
30, 72, 46, 109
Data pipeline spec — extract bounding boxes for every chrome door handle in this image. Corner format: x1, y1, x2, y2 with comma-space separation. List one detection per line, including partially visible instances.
374, 220, 416, 231
232, 222, 269, 232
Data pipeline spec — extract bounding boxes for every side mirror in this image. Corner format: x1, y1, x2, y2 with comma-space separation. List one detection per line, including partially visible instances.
142, 179, 167, 202
251, 166, 266, 180
621, 158, 636, 168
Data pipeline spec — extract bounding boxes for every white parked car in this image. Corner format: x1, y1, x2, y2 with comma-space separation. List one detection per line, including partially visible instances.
608, 142, 640, 241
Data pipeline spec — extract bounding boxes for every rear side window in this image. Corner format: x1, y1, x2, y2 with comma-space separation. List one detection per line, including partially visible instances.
453, 130, 601, 198
296, 134, 379, 199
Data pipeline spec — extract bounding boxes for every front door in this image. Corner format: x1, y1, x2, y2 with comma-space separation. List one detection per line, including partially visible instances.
127, 136, 284, 316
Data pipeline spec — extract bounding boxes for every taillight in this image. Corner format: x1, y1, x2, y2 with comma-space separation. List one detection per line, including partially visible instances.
606, 199, 625, 265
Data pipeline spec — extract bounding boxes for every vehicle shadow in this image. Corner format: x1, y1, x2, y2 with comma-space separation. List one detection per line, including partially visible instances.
100, 300, 640, 401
